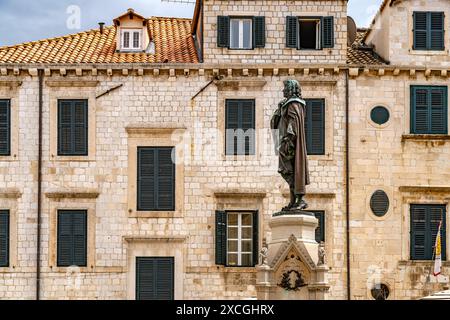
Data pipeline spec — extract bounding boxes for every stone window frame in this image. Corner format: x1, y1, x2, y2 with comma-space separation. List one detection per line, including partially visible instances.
400, 194, 449, 263
404, 81, 450, 136
126, 127, 185, 218
48, 83, 97, 162
124, 237, 185, 300
48, 197, 97, 272
0, 85, 20, 161
367, 103, 392, 129
408, 8, 449, 55
217, 90, 264, 161
0, 191, 20, 273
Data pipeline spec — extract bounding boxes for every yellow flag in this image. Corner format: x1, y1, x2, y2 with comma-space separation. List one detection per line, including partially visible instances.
434, 221, 442, 277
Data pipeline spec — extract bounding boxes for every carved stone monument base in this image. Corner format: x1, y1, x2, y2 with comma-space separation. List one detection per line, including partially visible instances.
256, 211, 330, 300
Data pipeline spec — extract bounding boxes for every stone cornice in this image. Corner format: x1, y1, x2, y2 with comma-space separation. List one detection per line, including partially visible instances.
45, 189, 100, 199
46, 80, 99, 87
399, 186, 450, 193
125, 124, 187, 135
123, 236, 186, 242
0, 189, 22, 199
213, 188, 267, 199
0, 80, 22, 88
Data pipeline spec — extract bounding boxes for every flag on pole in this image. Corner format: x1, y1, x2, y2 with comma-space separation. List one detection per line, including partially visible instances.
433, 220, 442, 277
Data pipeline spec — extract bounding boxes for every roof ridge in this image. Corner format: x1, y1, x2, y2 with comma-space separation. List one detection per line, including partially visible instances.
149, 16, 192, 21
0, 26, 114, 50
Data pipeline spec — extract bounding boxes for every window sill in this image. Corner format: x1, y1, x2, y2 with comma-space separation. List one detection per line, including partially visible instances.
50, 155, 95, 162
129, 210, 182, 218
398, 260, 450, 267
402, 134, 450, 142
0, 154, 18, 162
409, 49, 448, 55
0, 267, 15, 273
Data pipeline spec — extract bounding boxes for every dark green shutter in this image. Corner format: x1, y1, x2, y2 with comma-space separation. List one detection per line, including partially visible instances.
305, 99, 325, 155
58, 100, 88, 156
414, 12, 445, 50
430, 12, 445, 50
0, 211, 9, 267
322, 16, 334, 48
136, 257, 174, 300
225, 100, 255, 156
413, 12, 428, 50
411, 205, 446, 260
313, 211, 325, 243
411, 86, 447, 134
252, 211, 259, 266
138, 147, 175, 211
217, 16, 230, 48
253, 16, 266, 48
0, 100, 10, 156
286, 16, 298, 48
57, 210, 87, 267
215, 210, 227, 265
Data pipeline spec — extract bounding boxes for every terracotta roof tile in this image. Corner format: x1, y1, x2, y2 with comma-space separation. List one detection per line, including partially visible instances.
0, 17, 198, 64
347, 29, 387, 65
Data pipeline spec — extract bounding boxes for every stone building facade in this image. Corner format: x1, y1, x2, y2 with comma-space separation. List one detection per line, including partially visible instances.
0, 0, 447, 300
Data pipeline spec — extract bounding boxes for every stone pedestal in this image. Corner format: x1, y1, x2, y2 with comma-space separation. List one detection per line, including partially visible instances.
256, 210, 330, 300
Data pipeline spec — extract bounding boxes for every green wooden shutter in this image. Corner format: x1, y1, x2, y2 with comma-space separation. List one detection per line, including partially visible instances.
226, 100, 239, 155
58, 100, 88, 156
57, 211, 87, 267
253, 16, 266, 48
252, 211, 259, 266
430, 12, 444, 50
217, 16, 230, 48
73, 100, 88, 155
430, 87, 448, 134
138, 148, 175, 211
215, 211, 227, 265
413, 12, 428, 50
322, 16, 334, 48
286, 16, 298, 48
0, 211, 9, 267
305, 99, 325, 155
411, 86, 447, 134
241, 100, 255, 155
156, 148, 175, 211
136, 257, 174, 300
0, 100, 10, 156
137, 148, 156, 211
313, 211, 325, 243
411, 205, 427, 260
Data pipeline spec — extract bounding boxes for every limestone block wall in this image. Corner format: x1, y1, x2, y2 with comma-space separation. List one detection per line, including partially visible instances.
202, 0, 348, 64
366, 0, 450, 67
349, 73, 450, 300
0, 69, 346, 299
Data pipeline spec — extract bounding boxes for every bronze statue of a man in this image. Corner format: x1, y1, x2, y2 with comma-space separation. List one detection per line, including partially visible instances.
271, 80, 310, 211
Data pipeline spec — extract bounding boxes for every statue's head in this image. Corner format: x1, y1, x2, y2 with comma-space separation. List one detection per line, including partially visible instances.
283, 79, 302, 99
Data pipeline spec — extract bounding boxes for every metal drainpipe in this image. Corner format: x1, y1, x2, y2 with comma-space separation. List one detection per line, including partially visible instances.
345, 69, 351, 300
36, 69, 44, 300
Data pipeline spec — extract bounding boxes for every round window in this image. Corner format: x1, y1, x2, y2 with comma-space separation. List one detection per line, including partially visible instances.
370, 190, 389, 217
371, 283, 390, 300
370, 106, 390, 125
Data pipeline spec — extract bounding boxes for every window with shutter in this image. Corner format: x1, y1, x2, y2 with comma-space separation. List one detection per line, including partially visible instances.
410, 204, 446, 261
0, 100, 10, 156
217, 16, 230, 48
413, 11, 445, 51
305, 99, 325, 155
58, 99, 88, 156
287, 16, 334, 50
216, 211, 258, 267
137, 147, 175, 211
218, 16, 265, 49
136, 257, 174, 300
225, 99, 255, 156
253, 16, 266, 48
57, 210, 87, 267
411, 86, 447, 134
0, 210, 9, 267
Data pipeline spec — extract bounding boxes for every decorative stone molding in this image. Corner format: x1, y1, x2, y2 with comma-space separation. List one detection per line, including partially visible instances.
45, 80, 99, 87
0, 189, 22, 199
125, 124, 187, 136
282, 189, 335, 198
123, 236, 186, 242
398, 186, 450, 193
270, 235, 316, 271
0, 81, 22, 88
214, 79, 267, 91
45, 189, 100, 199
401, 134, 450, 142
213, 188, 267, 199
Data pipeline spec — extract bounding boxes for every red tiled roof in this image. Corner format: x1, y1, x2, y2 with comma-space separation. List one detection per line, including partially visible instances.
0, 17, 198, 64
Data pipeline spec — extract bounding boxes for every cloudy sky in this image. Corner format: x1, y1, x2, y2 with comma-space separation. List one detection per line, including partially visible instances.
0, 0, 383, 47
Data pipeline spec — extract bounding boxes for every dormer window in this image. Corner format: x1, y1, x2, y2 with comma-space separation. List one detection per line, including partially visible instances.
121, 29, 142, 50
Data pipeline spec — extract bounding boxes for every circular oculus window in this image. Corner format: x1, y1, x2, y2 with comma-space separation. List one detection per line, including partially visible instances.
370, 106, 390, 125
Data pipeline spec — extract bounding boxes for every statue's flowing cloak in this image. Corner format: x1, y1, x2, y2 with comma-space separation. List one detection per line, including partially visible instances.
271, 97, 310, 194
